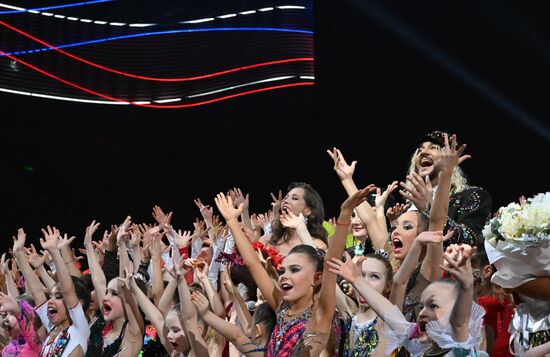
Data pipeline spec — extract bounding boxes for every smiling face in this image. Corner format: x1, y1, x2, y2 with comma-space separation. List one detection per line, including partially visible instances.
282, 187, 310, 216
103, 279, 124, 322
351, 210, 367, 240
355, 258, 390, 308
391, 211, 421, 260
166, 310, 187, 352
1, 312, 21, 338
414, 141, 442, 179
278, 252, 320, 303
416, 281, 457, 342
47, 286, 69, 325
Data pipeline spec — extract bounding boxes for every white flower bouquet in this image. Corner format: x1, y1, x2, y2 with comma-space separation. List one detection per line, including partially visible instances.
483, 192, 550, 288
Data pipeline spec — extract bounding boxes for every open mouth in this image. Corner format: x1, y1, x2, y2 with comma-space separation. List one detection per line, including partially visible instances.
103, 303, 112, 314
392, 238, 403, 253
418, 320, 427, 333
170, 341, 178, 349
47, 306, 58, 319
419, 156, 434, 169
280, 283, 293, 293
352, 225, 364, 232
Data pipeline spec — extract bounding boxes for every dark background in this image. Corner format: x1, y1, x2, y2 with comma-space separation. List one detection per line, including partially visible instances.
1, 0, 549, 246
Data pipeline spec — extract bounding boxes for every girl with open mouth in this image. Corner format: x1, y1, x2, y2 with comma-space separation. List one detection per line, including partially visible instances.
216, 187, 374, 357
13, 226, 90, 357
0, 290, 41, 356
83, 218, 144, 357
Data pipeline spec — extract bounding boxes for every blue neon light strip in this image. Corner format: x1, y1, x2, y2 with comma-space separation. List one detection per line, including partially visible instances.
0, 0, 113, 15
2, 27, 314, 56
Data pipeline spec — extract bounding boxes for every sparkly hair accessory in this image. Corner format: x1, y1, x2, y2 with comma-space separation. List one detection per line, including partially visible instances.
418, 130, 456, 148
315, 248, 326, 259
374, 249, 390, 261
215, 252, 244, 266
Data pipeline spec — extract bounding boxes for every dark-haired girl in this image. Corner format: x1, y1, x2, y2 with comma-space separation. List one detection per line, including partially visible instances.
216, 187, 374, 357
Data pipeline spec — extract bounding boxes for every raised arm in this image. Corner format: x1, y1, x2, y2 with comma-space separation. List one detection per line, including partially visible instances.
311, 187, 375, 333
327, 148, 388, 249
40, 226, 78, 308
84, 221, 107, 313
118, 267, 145, 342
279, 210, 317, 247
25, 245, 56, 291
195, 261, 225, 317
0, 254, 19, 298
58, 234, 82, 278
215, 192, 281, 310
390, 231, 452, 310
328, 252, 407, 326
439, 245, 475, 342
13, 228, 47, 306
422, 134, 470, 281
192, 290, 260, 355
175, 256, 209, 356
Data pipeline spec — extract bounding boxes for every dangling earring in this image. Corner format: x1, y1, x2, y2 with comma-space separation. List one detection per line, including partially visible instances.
304, 215, 309, 224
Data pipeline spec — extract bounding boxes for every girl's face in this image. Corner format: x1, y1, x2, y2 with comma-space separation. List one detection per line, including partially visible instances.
391, 211, 420, 260
355, 259, 390, 308
416, 282, 456, 342
1, 312, 21, 338
351, 210, 367, 240
282, 188, 310, 216
47, 286, 69, 325
278, 253, 320, 303
103, 279, 124, 322
166, 311, 186, 352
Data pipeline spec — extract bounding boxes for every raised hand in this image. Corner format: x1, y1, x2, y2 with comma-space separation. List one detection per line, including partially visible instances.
341, 185, 376, 213
25, 244, 45, 269
59, 234, 76, 250
117, 265, 133, 289
440, 244, 476, 289
40, 226, 61, 251
191, 290, 210, 317
327, 251, 364, 285
0, 292, 20, 314
214, 192, 243, 222
174, 229, 194, 249
386, 202, 410, 225
12, 228, 27, 254
270, 190, 283, 213
399, 172, 433, 211
438, 133, 470, 174
230, 187, 249, 211
326, 147, 357, 181
280, 210, 306, 229
85, 221, 101, 247
152, 205, 168, 225
375, 181, 398, 209
117, 216, 132, 244
415, 230, 454, 246
0, 254, 10, 274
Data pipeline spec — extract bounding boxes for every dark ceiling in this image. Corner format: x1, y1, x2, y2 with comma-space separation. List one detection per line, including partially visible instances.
1, 0, 549, 245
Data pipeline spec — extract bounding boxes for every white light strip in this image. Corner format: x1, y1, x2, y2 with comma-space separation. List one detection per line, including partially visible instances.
181, 18, 214, 24
0, 2, 24, 10
132, 100, 151, 104
0, 87, 128, 104
0, 3, 307, 29
300, 76, 314, 80
155, 98, 181, 103
277, 5, 305, 9
187, 76, 295, 98
217, 13, 237, 19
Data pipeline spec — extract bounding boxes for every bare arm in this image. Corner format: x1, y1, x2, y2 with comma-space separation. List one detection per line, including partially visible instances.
59, 234, 82, 278
312, 187, 375, 333
41, 226, 79, 308
215, 192, 281, 310
119, 268, 145, 339
158, 277, 177, 316
222, 269, 252, 331
196, 262, 225, 317
84, 221, 107, 313
12, 229, 47, 306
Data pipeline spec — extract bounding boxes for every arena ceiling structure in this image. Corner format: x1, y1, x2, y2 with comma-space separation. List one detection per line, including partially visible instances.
0, 0, 313, 107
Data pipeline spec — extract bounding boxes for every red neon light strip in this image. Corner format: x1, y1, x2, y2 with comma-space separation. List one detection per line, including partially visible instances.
0, 20, 313, 82
0, 49, 313, 108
